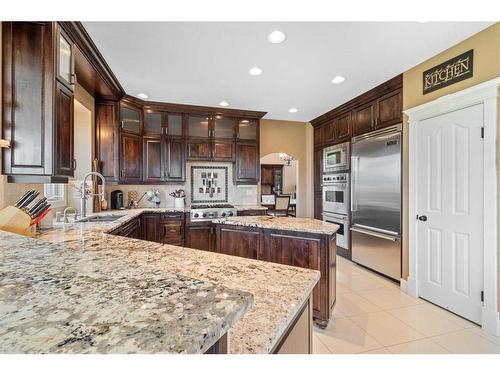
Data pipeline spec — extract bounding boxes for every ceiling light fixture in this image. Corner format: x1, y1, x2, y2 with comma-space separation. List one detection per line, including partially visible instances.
331, 76, 345, 84
288, 108, 298, 113
219, 100, 229, 107
137, 93, 149, 99
249, 67, 263, 76
268, 30, 286, 44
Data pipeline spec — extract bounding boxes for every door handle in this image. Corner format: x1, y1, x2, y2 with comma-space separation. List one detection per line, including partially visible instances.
417, 215, 427, 222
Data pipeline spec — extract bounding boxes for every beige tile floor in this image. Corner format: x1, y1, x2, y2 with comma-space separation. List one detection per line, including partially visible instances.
313, 255, 500, 354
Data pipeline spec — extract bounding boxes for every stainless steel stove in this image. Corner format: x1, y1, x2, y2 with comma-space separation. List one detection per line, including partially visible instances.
190, 203, 237, 221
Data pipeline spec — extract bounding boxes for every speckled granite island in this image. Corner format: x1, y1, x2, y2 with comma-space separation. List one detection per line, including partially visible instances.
0, 208, 320, 354
213, 216, 339, 327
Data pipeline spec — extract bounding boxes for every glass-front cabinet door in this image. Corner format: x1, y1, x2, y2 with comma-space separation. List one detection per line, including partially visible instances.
144, 111, 163, 135
167, 114, 183, 137
213, 116, 235, 139
188, 115, 210, 138
238, 119, 258, 140
120, 104, 142, 134
57, 29, 74, 90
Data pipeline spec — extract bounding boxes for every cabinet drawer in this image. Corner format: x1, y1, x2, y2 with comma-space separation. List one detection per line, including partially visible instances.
161, 223, 183, 245
161, 212, 183, 221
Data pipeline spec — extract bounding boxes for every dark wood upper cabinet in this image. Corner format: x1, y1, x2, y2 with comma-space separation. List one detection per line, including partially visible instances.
334, 112, 352, 142
187, 140, 211, 161
165, 138, 185, 182
353, 101, 376, 137
144, 111, 163, 136
376, 88, 402, 129
56, 27, 75, 91
314, 126, 324, 147
313, 149, 323, 193
120, 133, 142, 183
188, 115, 210, 138
213, 141, 234, 161
2, 22, 77, 182
120, 102, 142, 134
214, 117, 236, 139
234, 142, 259, 184
237, 119, 258, 140
323, 122, 335, 144
142, 137, 163, 182
166, 114, 183, 137
53, 82, 75, 177
261, 165, 274, 185
95, 101, 119, 181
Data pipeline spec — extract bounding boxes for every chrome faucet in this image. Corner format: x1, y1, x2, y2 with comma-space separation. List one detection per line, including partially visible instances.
63, 206, 78, 223
81, 172, 106, 218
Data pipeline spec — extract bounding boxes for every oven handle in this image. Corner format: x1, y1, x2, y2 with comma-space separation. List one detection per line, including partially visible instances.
350, 156, 359, 212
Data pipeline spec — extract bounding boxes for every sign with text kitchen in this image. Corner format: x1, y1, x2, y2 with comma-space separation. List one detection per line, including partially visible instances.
422, 49, 473, 94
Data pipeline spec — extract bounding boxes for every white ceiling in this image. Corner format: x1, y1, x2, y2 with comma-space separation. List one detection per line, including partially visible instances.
83, 22, 493, 122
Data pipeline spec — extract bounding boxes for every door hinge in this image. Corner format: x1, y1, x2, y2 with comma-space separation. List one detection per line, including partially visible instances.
481, 127, 484, 138
481, 290, 484, 303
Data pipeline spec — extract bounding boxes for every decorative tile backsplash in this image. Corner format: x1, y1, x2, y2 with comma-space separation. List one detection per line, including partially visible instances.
191, 166, 228, 203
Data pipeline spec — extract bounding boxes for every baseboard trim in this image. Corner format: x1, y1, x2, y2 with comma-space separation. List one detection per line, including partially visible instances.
482, 307, 500, 336
401, 276, 418, 298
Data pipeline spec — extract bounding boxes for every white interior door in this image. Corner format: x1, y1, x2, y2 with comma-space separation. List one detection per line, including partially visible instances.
416, 104, 484, 324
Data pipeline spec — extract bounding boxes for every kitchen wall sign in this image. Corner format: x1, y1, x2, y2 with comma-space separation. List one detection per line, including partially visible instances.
422, 49, 473, 94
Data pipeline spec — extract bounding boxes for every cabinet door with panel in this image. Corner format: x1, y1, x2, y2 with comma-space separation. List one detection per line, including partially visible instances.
234, 142, 259, 184
323, 122, 335, 145
143, 137, 163, 182
187, 140, 211, 160
376, 89, 402, 129
165, 138, 185, 182
214, 117, 235, 139
120, 133, 142, 183
237, 119, 258, 141
314, 126, 324, 147
144, 111, 163, 136
313, 149, 323, 193
261, 165, 274, 185
188, 115, 211, 138
185, 223, 216, 251
53, 82, 75, 177
334, 111, 352, 142
120, 103, 142, 134
142, 214, 161, 242
353, 101, 375, 136
56, 27, 75, 91
96, 101, 119, 181
213, 141, 234, 161
217, 226, 260, 259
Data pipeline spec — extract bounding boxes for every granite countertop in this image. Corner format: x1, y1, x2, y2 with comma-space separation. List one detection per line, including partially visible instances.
234, 205, 268, 211
0, 230, 252, 354
1, 208, 320, 354
212, 216, 339, 235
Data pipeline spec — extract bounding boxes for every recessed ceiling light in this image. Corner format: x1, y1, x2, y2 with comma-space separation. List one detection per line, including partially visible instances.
267, 30, 286, 44
219, 100, 229, 107
288, 108, 298, 113
331, 76, 345, 84
249, 67, 263, 76
137, 93, 149, 99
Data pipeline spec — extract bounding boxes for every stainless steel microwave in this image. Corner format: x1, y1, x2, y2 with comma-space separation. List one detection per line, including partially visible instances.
323, 142, 350, 173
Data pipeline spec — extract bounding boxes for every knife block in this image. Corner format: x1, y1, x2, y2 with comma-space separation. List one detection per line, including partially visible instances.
0, 205, 35, 237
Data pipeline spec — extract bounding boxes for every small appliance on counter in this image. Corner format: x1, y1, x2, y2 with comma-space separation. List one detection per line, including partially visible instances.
110, 190, 124, 210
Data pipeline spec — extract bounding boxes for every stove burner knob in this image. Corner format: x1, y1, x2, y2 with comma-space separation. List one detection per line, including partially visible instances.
202, 213, 207, 218
194, 213, 199, 218
221, 212, 226, 217
228, 212, 234, 216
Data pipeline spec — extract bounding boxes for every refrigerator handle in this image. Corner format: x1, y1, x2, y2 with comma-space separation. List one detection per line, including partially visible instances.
351, 226, 399, 242
350, 156, 359, 212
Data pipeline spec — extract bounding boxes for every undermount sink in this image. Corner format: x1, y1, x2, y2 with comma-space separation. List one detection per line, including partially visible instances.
77, 214, 126, 223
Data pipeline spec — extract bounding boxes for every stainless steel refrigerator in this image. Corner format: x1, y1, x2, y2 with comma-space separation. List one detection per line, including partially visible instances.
350, 124, 402, 280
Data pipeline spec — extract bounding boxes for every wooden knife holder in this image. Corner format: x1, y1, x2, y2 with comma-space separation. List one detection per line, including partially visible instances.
0, 206, 35, 237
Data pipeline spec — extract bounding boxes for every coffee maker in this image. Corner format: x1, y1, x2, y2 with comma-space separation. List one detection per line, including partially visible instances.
110, 190, 124, 210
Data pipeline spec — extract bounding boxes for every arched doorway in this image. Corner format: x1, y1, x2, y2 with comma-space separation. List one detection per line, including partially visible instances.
260, 152, 298, 216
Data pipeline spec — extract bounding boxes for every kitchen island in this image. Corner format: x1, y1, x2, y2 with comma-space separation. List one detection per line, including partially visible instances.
0, 208, 320, 354
213, 216, 339, 327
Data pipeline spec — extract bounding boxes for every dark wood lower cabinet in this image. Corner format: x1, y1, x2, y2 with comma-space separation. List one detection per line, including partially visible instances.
216, 224, 336, 327
314, 193, 322, 220
118, 218, 142, 239
217, 226, 260, 259
185, 222, 216, 252
142, 213, 161, 242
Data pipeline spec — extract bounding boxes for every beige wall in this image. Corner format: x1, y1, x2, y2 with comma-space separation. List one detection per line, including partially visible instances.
260, 119, 314, 218
401, 22, 500, 287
